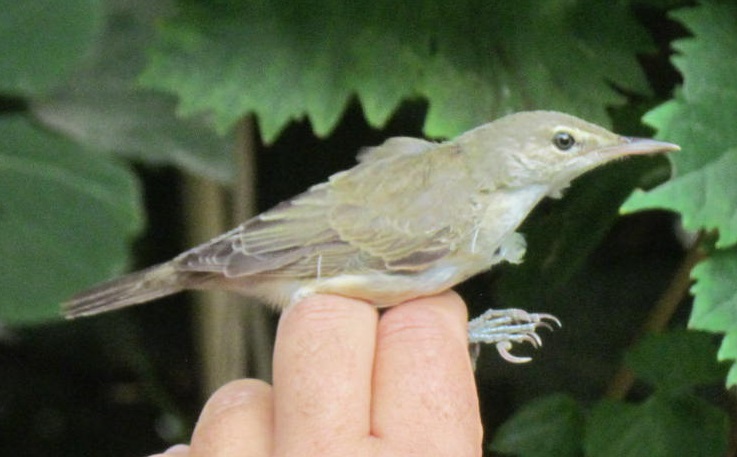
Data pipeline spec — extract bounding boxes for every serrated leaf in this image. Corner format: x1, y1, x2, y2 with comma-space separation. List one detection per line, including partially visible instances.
0, 0, 103, 96
716, 327, 737, 387
0, 117, 143, 324
139, 0, 651, 142
625, 330, 727, 391
689, 249, 737, 333
622, 2, 737, 249
30, 0, 234, 182
619, 0, 737, 388
623, 148, 737, 248
585, 394, 728, 457
716, 327, 737, 360
725, 361, 737, 388
490, 394, 583, 457
687, 249, 737, 386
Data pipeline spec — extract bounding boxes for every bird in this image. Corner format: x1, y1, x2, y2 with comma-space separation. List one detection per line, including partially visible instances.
62, 111, 679, 362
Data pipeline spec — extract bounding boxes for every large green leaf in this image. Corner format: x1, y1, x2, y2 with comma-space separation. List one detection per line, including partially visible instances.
493, 339, 728, 457
30, 0, 234, 181
139, 0, 652, 142
0, 117, 143, 324
0, 0, 103, 95
585, 394, 728, 457
625, 330, 727, 391
621, 1, 737, 241
624, 122, 737, 249
490, 394, 583, 457
621, 1, 737, 386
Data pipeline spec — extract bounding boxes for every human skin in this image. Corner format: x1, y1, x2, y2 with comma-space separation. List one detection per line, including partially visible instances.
146, 292, 483, 457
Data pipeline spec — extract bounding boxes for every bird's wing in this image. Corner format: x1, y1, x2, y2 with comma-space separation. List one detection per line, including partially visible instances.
327, 141, 477, 267
175, 183, 344, 277
356, 137, 436, 163
175, 141, 481, 278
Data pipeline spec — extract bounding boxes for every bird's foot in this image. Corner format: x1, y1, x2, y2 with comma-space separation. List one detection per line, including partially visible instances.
467, 308, 561, 364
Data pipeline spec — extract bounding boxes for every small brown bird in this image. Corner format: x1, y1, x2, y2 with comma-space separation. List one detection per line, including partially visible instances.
63, 111, 678, 362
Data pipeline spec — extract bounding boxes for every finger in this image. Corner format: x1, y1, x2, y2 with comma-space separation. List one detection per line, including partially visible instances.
189, 379, 273, 457
164, 444, 190, 454
371, 292, 483, 455
146, 444, 190, 456
273, 294, 378, 450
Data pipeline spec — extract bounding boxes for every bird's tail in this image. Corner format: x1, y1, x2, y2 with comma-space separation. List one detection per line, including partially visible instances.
62, 263, 201, 319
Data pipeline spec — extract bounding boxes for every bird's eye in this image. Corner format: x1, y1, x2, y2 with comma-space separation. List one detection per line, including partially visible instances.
552, 132, 576, 151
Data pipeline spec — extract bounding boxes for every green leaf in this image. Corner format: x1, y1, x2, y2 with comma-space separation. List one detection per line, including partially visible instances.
619, 0, 737, 388
0, 0, 104, 96
717, 328, 737, 387
689, 249, 737, 386
689, 249, 737, 333
139, 0, 651, 142
625, 330, 727, 391
623, 147, 737, 249
0, 117, 143, 324
490, 394, 583, 457
585, 400, 642, 457
585, 394, 728, 457
717, 327, 737, 359
622, 2, 737, 249
629, 0, 693, 8
30, 0, 234, 182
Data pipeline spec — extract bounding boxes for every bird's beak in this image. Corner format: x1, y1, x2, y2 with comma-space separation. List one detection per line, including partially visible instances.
603, 137, 681, 157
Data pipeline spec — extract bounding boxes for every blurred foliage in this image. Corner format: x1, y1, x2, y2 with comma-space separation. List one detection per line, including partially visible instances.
139, 0, 652, 141
0, 118, 141, 324
493, 332, 729, 457
0, 0, 735, 456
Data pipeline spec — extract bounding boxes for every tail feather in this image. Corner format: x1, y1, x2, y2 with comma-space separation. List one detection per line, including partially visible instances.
63, 263, 195, 319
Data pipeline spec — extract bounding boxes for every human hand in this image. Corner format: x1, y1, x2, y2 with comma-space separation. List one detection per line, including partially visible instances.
148, 292, 482, 457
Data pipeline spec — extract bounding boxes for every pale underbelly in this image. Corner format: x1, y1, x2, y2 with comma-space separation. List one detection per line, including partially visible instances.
295, 261, 474, 306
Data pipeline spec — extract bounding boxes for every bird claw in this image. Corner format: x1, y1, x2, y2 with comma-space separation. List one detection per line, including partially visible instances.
524, 332, 542, 348
497, 342, 532, 364
467, 308, 561, 364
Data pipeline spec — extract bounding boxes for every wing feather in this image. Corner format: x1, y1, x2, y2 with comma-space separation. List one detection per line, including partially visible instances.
175, 139, 485, 278
356, 137, 435, 163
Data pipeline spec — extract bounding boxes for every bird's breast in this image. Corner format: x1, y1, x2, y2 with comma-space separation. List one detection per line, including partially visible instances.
287, 258, 472, 308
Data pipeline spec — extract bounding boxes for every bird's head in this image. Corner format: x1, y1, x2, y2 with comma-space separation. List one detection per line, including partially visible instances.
456, 111, 680, 196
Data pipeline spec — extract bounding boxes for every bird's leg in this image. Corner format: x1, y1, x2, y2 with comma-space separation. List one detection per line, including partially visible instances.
467, 308, 561, 365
